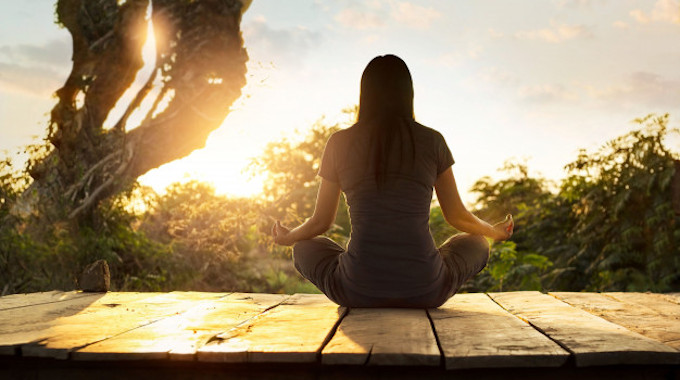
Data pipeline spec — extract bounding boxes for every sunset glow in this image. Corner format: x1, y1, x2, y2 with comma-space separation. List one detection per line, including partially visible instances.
1, 1, 679, 202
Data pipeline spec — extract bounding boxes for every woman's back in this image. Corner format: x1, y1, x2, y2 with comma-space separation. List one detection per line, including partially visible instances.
319, 120, 454, 298
272, 54, 511, 308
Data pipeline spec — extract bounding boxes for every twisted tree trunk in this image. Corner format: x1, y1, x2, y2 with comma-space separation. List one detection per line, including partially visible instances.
20, 0, 249, 223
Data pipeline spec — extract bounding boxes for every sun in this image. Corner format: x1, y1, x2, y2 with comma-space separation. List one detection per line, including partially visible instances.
113, 10, 275, 199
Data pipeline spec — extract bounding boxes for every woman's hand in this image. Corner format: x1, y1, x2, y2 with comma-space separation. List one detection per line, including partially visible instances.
272, 220, 294, 246
492, 214, 514, 241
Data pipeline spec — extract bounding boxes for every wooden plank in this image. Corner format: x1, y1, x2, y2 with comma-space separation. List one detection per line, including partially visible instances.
428, 293, 569, 369
73, 293, 287, 360
321, 308, 439, 366
17, 292, 227, 359
0, 292, 108, 355
552, 292, 680, 350
198, 294, 345, 363
606, 292, 680, 317
490, 291, 680, 367
0, 291, 93, 311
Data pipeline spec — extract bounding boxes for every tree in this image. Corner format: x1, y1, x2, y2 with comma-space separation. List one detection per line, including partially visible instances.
17, 0, 250, 225
561, 114, 680, 291
466, 162, 557, 292
248, 111, 355, 244
468, 114, 680, 292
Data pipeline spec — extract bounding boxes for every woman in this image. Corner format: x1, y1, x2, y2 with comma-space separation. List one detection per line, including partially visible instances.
272, 54, 513, 308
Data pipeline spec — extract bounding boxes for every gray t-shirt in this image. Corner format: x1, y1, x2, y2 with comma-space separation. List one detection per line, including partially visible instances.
318, 121, 455, 298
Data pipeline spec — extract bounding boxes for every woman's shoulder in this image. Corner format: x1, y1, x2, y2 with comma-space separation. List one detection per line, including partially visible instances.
412, 121, 447, 142
329, 122, 363, 142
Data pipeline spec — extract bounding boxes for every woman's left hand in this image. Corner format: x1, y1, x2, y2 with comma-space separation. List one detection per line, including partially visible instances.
492, 214, 514, 241
272, 220, 294, 246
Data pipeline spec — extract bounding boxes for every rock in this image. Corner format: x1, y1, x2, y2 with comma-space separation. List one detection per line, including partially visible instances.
79, 259, 110, 292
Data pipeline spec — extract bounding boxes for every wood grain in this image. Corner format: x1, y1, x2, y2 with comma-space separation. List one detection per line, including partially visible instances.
550, 292, 680, 350
198, 294, 345, 363
490, 291, 680, 367
322, 308, 439, 366
606, 292, 680, 317
430, 293, 569, 369
73, 293, 286, 360
0, 291, 93, 311
16, 292, 225, 359
0, 292, 110, 355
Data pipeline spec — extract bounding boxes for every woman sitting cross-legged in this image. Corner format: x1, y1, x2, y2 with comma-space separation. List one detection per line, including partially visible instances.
272, 54, 513, 308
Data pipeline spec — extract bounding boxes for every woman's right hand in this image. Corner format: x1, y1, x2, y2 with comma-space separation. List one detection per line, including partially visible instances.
493, 214, 514, 241
272, 220, 294, 246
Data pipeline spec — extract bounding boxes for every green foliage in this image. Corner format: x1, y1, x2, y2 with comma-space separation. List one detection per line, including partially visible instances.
483, 241, 552, 292
0, 179, 175, 294
559, 114, 680, 291
138, 180, 319, 293
2, 111, 679, 295
469, 114, 680, 292
248, 112, 354, 246
429, 206, 457, 246
466, 161, 557, 291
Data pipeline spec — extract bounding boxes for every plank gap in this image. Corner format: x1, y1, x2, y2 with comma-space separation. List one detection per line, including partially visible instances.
363, 344, 373, 366
199, 294, 292, 352
72, 293, 232, 356
485, 293, 577, 358
424, 308, 445, 368
315, 305, 349, 363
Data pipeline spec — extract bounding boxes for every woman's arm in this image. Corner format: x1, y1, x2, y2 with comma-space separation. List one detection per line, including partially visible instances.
272, 178, 342, 246
434, 167, 513, 241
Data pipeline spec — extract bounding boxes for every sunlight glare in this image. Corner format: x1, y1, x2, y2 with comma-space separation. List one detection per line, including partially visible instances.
102, 5, 157, 130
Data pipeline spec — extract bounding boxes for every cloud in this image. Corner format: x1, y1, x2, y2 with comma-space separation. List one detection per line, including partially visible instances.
515, 21, 593, 43
0, 39, 71, 97
584, 71, 680, 108
612, 21, 629, 29
0, 62, 63, 97
629, 9, 650, 24
629, 0, 680, 24
556, 0, 606, 9
430, 44, 483, 68
335, 8, 385, 29
0, 39, 71, 66
477, 67, 518, 87
243, 18, 322, 69
517, 84, 578, 103
390, 2, 441, 29
334, 1, 441, 30
488, 28, 504, 39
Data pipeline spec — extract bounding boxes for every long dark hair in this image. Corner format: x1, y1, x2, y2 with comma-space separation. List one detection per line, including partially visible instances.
358, 54, 416, 188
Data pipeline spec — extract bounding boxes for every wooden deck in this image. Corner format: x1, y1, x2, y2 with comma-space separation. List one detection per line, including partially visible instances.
1, 291, 679, 379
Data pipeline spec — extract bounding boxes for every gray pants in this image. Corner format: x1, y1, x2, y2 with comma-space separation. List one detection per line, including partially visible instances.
292, 234, 490, 308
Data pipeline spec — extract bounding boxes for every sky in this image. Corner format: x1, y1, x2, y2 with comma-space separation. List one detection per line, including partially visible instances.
1, 0, 679, 205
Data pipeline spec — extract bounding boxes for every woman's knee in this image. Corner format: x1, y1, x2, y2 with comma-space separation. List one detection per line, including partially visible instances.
292, 237, 342, 273
292, 239, 315, 271
441, 233, 490, 269
469, 234, 490, 265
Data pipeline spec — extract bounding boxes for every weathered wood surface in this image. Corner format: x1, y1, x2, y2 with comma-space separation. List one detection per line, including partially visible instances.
0, 292, 136, 356
4, 292, 227, 359
606, 292, 680, 317
429, 293, 569, 369
198, 293, 345, 363
322, 308, 439, 366
0, 291, 93, 311
1, 290, 679, 370
552, 292, 680, 350
490, 291, 680, 367
73, 293, 288, 360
